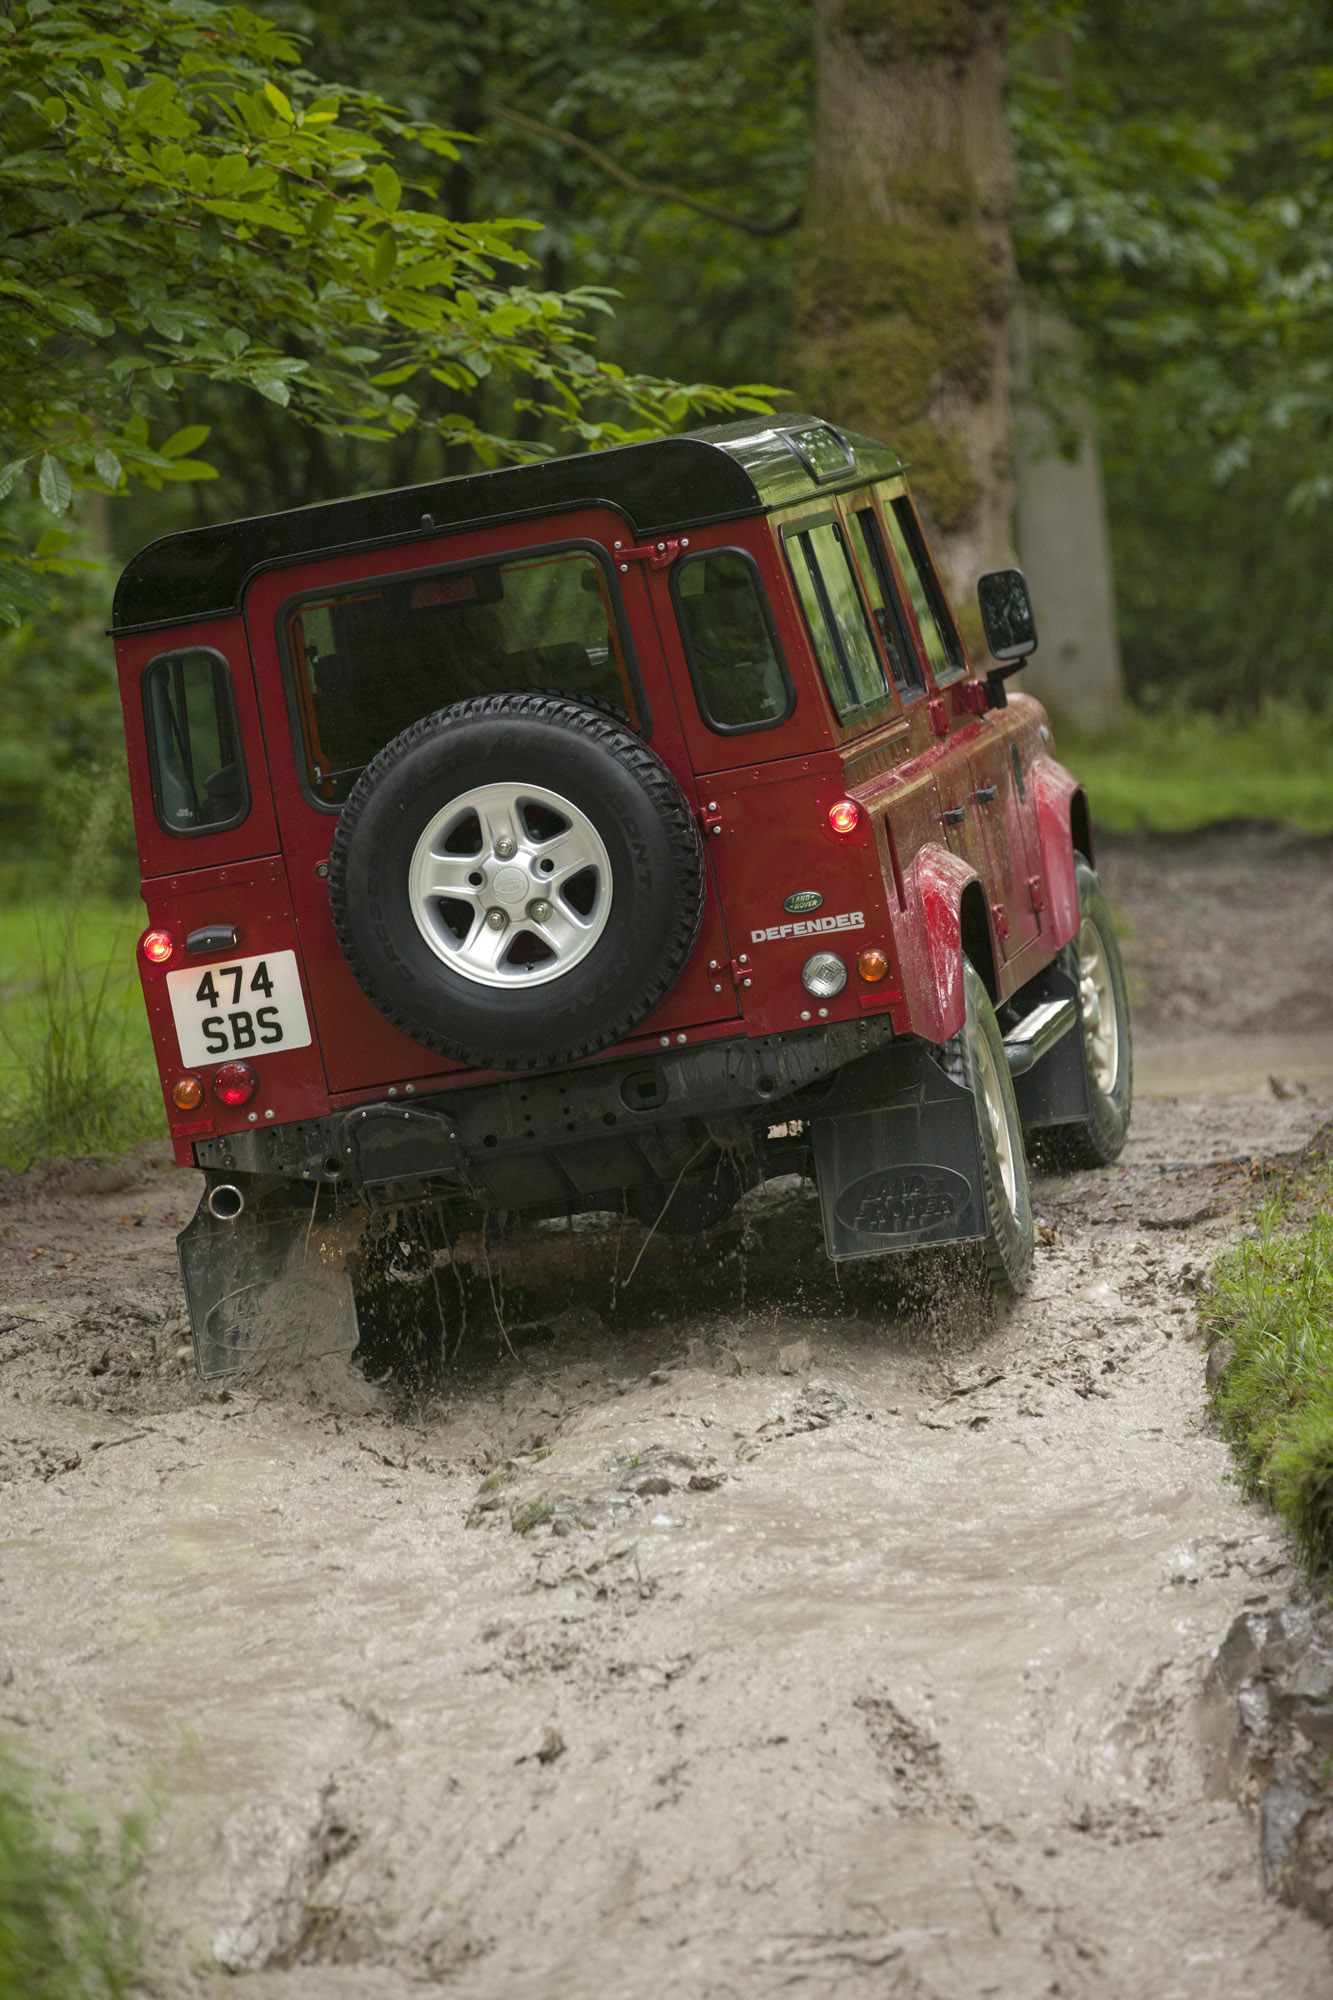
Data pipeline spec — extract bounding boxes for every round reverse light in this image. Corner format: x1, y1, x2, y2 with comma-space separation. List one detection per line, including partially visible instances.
171, 1076, 204, 1111
858, 948, 890, 984
213, 1061, 257, 1108
827, 798, 861, 838
802, 951, 848, 998
141, 929, 174, 964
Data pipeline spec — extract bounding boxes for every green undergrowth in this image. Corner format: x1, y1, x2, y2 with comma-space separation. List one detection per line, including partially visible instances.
0, 896, 159, 1172
1201, 1136, 1333, 1570
0, 1743, 143, 2000
1051, 701, 1333, 834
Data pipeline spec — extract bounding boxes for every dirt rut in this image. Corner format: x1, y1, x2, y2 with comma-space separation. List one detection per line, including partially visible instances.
2, 1079, 1332, 1997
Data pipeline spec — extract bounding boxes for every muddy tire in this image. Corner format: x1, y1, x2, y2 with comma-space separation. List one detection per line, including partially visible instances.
329, 693, 705, 1072
943, 958, 1034, 1294
1047, 858, 1133, 1169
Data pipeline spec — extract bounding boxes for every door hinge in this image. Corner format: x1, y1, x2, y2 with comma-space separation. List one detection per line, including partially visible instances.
698, 800, 724, 838
928, 697, 950, 738
991, 900, 1010, 940
614, 536, 689, 572
1028, 873, 1046, 912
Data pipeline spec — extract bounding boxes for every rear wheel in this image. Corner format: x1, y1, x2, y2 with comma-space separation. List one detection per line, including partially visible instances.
943, 958, 1034, 1294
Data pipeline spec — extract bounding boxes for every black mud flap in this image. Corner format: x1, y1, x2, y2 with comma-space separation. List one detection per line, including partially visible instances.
178, 1195, 361, 1379
810, 1042, 987, 1263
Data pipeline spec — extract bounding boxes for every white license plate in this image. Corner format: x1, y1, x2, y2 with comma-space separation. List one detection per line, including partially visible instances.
166, 950, 312, 1068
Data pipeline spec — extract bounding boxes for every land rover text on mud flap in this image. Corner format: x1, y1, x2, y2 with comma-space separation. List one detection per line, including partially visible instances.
113, 417, 1133, 1376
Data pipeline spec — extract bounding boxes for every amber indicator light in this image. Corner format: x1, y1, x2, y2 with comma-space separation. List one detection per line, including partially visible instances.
171, 1076, 204, 1111
827, 799, 861, 837
141, 929, 174, 964
858, 948, 890, 984
213, 1061, 257, 1107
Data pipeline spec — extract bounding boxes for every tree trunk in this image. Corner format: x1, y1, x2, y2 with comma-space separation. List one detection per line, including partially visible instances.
786, 0, 1017, 631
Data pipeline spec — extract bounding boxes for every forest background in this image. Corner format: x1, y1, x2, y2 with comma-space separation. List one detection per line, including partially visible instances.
3, 0, 1333, 1167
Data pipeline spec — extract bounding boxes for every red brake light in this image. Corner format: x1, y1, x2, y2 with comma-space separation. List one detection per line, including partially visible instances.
142, 929, 175, 964
827, 799, 861, 838
213, 1062, 257, 1108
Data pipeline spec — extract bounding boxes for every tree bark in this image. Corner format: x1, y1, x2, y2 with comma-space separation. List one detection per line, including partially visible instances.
786, 0, 1017, 625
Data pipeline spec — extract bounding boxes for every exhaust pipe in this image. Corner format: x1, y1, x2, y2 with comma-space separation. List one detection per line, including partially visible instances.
206, 1183, 246, 1222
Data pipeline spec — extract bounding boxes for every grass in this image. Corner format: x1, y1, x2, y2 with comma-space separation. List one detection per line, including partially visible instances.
1201, 1138, 1333, 1570
0, 896, 160, 1172
0, 1744, 143, 2000
1051, 700, 1333, 833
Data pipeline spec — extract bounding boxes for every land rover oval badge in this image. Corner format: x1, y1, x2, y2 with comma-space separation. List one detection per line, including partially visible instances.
783, 890, 824, 915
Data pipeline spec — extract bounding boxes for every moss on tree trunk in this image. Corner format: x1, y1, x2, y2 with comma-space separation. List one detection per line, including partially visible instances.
787, 0, 1016, 611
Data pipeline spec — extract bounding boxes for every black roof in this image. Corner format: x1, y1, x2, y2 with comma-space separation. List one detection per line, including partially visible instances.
112, 416, 904, 634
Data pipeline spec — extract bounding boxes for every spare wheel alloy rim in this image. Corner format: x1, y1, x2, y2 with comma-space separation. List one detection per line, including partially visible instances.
407, 780, 613, 989
1077, 917, 1119, 1095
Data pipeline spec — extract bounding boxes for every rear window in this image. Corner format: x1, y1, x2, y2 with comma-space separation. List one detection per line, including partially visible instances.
141, 648, 249, 836
672, 550, 792, 732
284, 546, 640, 807
883, 495, 967, 685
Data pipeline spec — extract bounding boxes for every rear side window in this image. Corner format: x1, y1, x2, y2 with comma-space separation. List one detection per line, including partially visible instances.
884, 496, 967, 685
284, 545, 640, 807
783, 517, 890, 718
141, 648, 249, 836
672, 550, 793, 732
847, 508, 925, 701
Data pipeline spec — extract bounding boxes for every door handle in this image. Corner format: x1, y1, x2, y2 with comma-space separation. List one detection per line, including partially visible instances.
971, 785, 998, 805
941, 806, 967, 826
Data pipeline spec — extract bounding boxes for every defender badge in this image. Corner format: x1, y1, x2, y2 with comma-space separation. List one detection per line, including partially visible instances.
783, 890, 824, 915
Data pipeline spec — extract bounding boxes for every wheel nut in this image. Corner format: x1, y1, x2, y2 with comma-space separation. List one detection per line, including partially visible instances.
530, 899, 552, 923
485, 908, 508, 931
494, 833, 517, 859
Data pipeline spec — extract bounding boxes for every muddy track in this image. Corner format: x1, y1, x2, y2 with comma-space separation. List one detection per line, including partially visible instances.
2, 828, 1332, 1998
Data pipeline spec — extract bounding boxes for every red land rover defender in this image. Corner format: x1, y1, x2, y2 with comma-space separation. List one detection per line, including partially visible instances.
113, 417, 1132, 1376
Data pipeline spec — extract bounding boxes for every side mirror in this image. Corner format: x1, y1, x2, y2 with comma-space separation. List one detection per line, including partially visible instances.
977, 568, 1037, 664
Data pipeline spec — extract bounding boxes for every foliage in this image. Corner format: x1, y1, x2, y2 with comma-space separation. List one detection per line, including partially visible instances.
0, 1742, 143, 2000
129, 0, 811, 522
0, 0, 775, 622
1052, 701, 1333, 833
1202, 1141, 1333, 1571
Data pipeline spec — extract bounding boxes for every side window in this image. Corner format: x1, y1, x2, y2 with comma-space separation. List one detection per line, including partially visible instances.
141, 649, 249, 836
846, 507, 925, 701
783, 517, 890, 718
284, 545, 641, 807
884, 495, 967, 686
672, 550, 793, 733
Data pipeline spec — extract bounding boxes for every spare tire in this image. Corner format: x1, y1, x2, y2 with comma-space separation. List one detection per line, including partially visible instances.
328, 692, 705, 1071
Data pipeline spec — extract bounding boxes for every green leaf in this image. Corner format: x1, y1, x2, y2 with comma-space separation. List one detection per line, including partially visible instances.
41, 96, 66, 126
37, 455, 73, 516
263, 80, 294, 123
34, 527, 71, 558
372, 230, 398, 284
158, 424, 211, 459
371, 164, 402, 213
93, 447, 123, 489
0, 457, 29, 501
157, 459, 219, 482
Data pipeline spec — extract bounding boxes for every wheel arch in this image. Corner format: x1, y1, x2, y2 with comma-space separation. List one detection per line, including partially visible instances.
895, 842, 987, 1044
1028, 755, 1083, 949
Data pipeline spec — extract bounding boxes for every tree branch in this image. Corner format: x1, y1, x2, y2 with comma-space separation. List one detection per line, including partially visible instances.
484, 102, 801, 239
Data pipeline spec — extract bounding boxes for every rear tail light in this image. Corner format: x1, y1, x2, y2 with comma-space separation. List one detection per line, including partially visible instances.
827, 799, 861, 838
141, 929, 174, 964
858, 948, 889, 983
802, 952, 848, 997
213, 1061, 257, 1107
171, 1076, 204, 1111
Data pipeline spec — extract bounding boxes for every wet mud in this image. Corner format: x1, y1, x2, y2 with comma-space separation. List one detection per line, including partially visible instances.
2, 829, 1333, 1996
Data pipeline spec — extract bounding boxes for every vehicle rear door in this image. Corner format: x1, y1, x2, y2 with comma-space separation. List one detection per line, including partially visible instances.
242, 512, 740, 1097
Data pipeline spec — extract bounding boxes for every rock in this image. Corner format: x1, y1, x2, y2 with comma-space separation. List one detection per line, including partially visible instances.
1205, 1340, 1235, 1392
620, 1470, 671, 1498
536, 1726, 566, 1765
1284, 1802, 1333, 1925
778, 1339, 812, 1376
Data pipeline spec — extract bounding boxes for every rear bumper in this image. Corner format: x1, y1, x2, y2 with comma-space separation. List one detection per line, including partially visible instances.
192, 1016, 898, 1212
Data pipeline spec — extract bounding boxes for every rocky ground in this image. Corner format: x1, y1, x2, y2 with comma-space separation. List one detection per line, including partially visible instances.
2, 826, 1332, 1999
